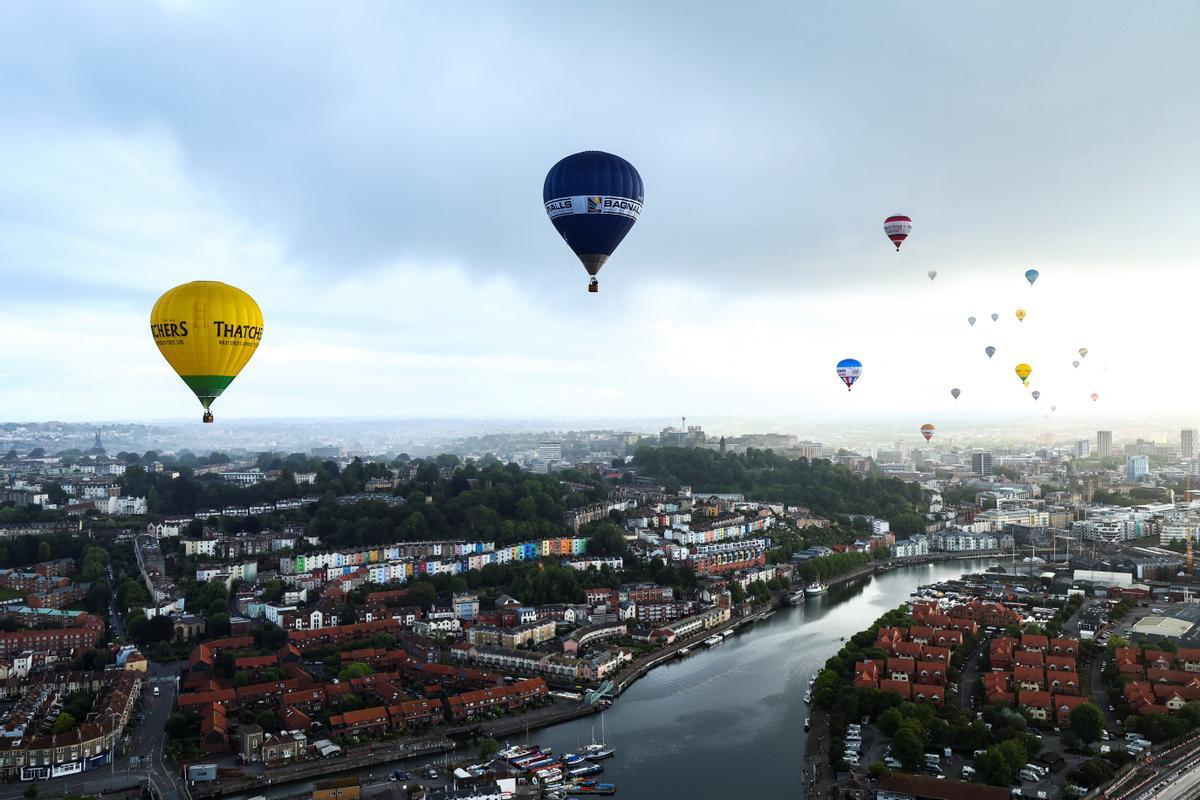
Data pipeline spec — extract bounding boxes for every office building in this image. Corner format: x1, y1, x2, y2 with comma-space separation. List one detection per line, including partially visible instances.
1183, 429, 1197, 459
1097, 431, 1113, 458
1125, 455, 1149, 482
1074, 440, 1090, 458
971, 452, 993, 477
536, 442, 562, 461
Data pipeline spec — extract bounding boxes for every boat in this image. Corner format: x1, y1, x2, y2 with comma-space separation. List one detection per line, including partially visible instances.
569, 780, 618, 795
803, 692, 811, 704
678, 647, 690, 656
568, 764, 604, 778
720, 629, 734, 639
805, 582, 828, 596
582, 717, 616, 761
703, 635, 722, 647
560, 753, 587, 766
804, 717, 811, 731
786, 589, 806, 605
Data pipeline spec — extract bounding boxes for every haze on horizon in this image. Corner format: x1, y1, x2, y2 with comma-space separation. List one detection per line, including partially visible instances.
3, 2, 1200, 424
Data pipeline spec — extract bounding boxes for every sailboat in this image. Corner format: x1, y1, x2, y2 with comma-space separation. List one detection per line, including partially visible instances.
582, 716, 616, 761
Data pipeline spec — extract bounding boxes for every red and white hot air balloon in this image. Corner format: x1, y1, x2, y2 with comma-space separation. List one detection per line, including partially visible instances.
884, 215, 912, 251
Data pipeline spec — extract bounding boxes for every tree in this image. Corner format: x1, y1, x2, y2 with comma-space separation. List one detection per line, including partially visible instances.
974, 748, 1012, 786
878, 707, 903, 737
37, 541, 52, 561
51, 712, 76, 734
339, 693, 362, 712
339, 662, 375, 681
255, 710, 278, 732
208, 612, 231, 637
479, 738, 500, 760
1069, 702, 1104, 743
891, 725, 924, 772
165, 712, 189, 739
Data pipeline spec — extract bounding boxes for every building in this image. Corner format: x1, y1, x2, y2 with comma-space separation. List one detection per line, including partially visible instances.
1074, 440, 1091, 458
877, 773, 1011, 800
1126, 455, 1150, 481
970, 452, 993, 477
1184, 429, 1197, 459
1098, 430, 1113, 458
535, 442, 562, 460
313, 776, 360, 800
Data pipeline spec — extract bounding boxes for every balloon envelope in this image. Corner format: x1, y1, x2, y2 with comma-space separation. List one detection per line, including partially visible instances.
1025, 268, 1039, 286
1072, 360, 1080, 368
1015, 309, 1026, 322
1015, 363, 1033, 382
968, 316, 976, 326
884, 215, 912, 251
951, 388, 961, 400
1050, 405, 1057, 412
990, 313, 999, 322
150, 281, 263, 420
1032, 391, 1041, 400
544, 151, 643, 289
1091, 393, 1099, 402
1079, 347, 1089, 358
927, 270, 937, 281
985, 346, 996, 359
836, 358, 862, 390
920, 423, 935, 441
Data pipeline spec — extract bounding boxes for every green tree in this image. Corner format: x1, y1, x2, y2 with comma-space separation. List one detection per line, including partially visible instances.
1069, 702, 1104, 743
974, 748, 1012, 786
50, 712, 76, 734
165, 712, 189, 739
479, 738, 500, 760
338, 662, 375, 681
255, 710, 278, 732
891, 724, 924, 772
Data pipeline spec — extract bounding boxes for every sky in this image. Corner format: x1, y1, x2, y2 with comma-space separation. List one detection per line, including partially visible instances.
3, 1, 1200, 426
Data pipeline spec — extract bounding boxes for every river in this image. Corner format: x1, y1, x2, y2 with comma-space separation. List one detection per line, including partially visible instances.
230, 558, 994, 800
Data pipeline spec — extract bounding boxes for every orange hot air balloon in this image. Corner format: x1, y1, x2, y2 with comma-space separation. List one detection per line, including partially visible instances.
920, 423, 935, 442
1091, 393, 1099, 402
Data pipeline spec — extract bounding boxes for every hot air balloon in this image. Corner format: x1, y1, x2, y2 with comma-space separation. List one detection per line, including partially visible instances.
985, 346, 996, 359
1091, 393, 1099, 402
951, 388, 961, 400
990, 313, 999, 322
544, 151, 643, 292
1079, 347, 1089, 358
1031, 390, 1041, 401
884, 215, 912, 251
920, 423, 935, 442
1015, 363, 1032, 385
1015, 309, 1026, 322
1050, 405, 1057, 412
927, 270, 937, 281
968, 316, 976, 326
1024, 268, 1039, 286
836, 358, 862, 390
150, 281, 263, 423
1072, 360, 1080, 368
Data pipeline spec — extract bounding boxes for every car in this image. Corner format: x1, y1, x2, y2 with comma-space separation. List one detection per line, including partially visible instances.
1108, 704, 1115, 711
884, 758, 901, 768
962, 766, 976, 778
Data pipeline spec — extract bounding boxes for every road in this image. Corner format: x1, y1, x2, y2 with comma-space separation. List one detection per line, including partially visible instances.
0, 661, 185, 800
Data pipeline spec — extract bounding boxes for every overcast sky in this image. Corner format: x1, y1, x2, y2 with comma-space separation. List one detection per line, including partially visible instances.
3, 1, 1200, 428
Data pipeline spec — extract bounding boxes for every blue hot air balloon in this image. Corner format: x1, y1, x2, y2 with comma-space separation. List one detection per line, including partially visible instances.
836, 358, 862, 390
1025, 268, 1039, 286
544, 151, 644, 292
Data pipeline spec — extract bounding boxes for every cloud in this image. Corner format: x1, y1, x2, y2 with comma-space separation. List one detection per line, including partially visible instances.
3, 2, 1200, 423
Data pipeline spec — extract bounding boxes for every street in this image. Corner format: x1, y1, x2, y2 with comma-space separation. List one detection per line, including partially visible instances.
0, 661, 184, 800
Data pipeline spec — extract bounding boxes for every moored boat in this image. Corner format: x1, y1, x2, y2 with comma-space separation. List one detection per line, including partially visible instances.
786, 589, 806, 605
569, 779, 618, 795
805, 582, 828, 596
804, 717, 811, 731
568, 763, 604, 778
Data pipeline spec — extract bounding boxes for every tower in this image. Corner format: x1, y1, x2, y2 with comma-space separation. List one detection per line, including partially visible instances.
719, 436, 726, 459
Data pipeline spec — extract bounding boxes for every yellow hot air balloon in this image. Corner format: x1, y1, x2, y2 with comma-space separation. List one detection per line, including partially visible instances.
1015, 309, 1026, 322
1015, 363, 1032, 386
150, 281, 264, 423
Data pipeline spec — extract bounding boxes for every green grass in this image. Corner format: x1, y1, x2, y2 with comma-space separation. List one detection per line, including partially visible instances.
0, 588, 25, 601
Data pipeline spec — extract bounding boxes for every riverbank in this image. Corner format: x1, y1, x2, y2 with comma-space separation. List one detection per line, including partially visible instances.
185, 557, 1001, 799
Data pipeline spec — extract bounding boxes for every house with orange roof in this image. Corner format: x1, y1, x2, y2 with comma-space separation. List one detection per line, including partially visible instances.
1018, 690, 1052, 721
